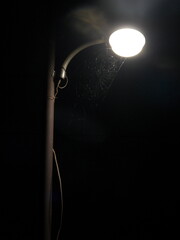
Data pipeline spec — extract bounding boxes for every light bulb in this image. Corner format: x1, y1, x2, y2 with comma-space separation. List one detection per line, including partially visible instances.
109, 28, 146, 57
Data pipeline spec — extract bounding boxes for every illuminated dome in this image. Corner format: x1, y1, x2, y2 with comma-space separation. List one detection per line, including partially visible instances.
109, 28, 146, 57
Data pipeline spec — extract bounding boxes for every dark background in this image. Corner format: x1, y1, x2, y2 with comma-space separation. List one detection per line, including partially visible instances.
2, 0, 179, 239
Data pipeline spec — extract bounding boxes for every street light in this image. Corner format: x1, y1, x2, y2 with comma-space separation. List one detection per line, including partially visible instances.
45, 27, 146, 240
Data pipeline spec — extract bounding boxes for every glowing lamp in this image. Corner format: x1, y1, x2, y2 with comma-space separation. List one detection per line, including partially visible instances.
109, 28, 146, 57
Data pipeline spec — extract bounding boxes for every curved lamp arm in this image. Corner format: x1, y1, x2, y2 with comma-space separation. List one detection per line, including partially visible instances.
59, 28, 146, 82
60, 39, 106, 79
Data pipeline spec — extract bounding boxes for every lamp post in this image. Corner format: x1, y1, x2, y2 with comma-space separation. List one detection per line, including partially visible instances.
45, 27, 145, 240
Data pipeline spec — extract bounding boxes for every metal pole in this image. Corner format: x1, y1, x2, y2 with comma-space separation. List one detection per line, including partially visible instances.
60, 40, 105, 79
44, 41, 55, 240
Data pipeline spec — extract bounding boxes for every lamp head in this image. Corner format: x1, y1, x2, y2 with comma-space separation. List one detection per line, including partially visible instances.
109, 28, 146, 57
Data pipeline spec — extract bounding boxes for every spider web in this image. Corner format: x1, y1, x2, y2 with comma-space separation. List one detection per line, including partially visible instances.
73, 45, 125, 106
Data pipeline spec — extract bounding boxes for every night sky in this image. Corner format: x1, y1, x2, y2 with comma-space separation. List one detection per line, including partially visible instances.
2, 0, 179, 239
